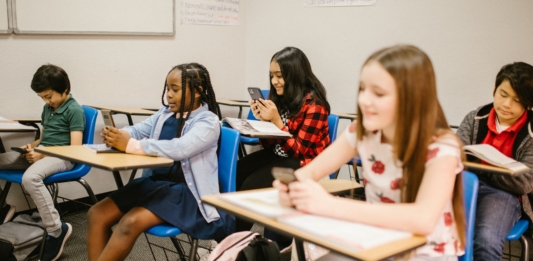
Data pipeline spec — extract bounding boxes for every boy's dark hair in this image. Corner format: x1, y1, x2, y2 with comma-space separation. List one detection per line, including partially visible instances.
269, 47, 330, 118
30, 64, 71, 94
494, 62, 533, 109
160, 63, 221, 138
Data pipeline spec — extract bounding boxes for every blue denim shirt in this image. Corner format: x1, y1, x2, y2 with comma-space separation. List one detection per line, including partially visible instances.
123, 103, 221, 222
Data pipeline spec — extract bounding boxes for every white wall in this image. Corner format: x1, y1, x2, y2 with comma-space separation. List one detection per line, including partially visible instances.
0, 1, 247, 210
245, 0, 533, 126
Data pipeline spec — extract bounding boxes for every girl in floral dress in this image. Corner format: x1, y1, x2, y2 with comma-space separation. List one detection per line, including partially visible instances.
274, 45, 466, 260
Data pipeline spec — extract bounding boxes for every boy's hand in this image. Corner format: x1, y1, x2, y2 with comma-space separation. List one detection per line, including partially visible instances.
25, 149, 44, 163
103, 127, 130, 151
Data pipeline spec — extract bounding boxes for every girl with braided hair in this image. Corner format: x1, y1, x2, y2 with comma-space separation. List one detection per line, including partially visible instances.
87, 63, 232, 261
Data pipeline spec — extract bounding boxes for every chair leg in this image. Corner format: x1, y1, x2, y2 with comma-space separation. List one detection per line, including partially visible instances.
187, 236, 199, 261
170, 236, 188, 260
76, 178, 98, 204
519, 235, 529, 261
0, 181, 12, 208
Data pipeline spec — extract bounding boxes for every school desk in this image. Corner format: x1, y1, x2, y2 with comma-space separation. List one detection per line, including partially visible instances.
463, 161, 519, 176
335, 112, 357, 120
216, 99, 250, 118
0, 117, 38, 153
85, 105, 155, 126
202, 180, 426, 261
34, 145, 173, 188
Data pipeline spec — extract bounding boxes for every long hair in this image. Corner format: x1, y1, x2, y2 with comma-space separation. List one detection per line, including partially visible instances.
269, 47, 330, 117
356, 45, 466, 247
160, 63, 221, 138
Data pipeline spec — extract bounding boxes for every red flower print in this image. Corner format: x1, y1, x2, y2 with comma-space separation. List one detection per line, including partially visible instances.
368, 155, 385, 174
433, 242, 446, 253
363, 178, 368, 187
377, 193, 395, 203
390, 178, 401, 190
444, 212, 453, 226
426, 148, 439, 161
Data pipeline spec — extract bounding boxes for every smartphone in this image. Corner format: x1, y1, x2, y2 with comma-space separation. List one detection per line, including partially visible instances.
271, 167, 297, 185
11, 147, 26, 154
101, 109, 116, 127
248, 87, 264, 100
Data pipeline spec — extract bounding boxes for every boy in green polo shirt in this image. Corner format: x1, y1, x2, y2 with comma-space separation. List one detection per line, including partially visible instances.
0, 64, 85, 261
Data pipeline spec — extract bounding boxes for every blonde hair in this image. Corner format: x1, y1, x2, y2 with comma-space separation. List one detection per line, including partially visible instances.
356, 45, 466, 247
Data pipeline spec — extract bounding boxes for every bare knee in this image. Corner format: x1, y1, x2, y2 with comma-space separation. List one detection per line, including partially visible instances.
87, 199, 119, 228
115, 214, 142, 237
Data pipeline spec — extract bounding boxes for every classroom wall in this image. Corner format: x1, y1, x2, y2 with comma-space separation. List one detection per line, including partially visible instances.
0, 1, 247, 210
244, 0, 533, 127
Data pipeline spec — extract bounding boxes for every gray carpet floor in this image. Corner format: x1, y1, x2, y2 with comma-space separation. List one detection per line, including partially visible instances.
22, 210, 532, 261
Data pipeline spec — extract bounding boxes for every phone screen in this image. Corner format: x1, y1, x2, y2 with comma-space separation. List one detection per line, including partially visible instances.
101, 109, 116, 127
271, 167, 297, 185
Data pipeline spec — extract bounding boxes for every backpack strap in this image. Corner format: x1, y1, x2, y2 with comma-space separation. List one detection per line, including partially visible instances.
213, 232, 257, 261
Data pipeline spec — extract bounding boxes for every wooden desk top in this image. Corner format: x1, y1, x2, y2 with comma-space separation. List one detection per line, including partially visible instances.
203, 181, 425, 261
216, 99, 250, 107
35, 145, 173, 171
335, 112, 357, 120
0, 117, 38, 132
9, 118, 42, 123
464, 161, 517, 175
85, 105, 155, 116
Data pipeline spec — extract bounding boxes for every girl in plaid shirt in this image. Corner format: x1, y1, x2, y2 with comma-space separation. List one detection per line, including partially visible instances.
236, 47, 331, 247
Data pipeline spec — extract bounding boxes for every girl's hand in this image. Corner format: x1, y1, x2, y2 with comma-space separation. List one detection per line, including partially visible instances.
25, 149, 44, 163
103, 127, 131, 151
349, 120, 357, 132
273, 179, 293, 208
288, 179, 334, 214
256, 100, 283, 128
249, 100, 266, 121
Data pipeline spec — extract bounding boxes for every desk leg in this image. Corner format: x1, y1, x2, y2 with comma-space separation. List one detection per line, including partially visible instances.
0, 137, 5, 153
295, 239, 306, 261
112, 171, 125, 188
126, 115, 134, 126
238, 106, 243, 119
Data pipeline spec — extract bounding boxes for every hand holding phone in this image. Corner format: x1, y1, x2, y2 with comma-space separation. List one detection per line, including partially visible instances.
272, 167, 297, 185
11, 147, 27, 154
248, 87, 265, 106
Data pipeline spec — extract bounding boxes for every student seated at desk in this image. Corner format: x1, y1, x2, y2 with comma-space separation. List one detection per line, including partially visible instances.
87, 63, 233, 261
456, 62, 533, 261
235, 46, 331, 248
274, 45, 466, 260
0, 64, 85, 261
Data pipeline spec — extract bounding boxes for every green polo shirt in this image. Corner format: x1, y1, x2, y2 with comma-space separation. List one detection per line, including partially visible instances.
40, 94, 85, 147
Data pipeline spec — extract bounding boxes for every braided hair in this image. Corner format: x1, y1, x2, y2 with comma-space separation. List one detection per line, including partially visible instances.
160, 63, 221, 138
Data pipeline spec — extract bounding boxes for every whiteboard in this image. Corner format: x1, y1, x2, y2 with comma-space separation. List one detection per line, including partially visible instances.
12, 0, 175, 36
0, 0, 12, 34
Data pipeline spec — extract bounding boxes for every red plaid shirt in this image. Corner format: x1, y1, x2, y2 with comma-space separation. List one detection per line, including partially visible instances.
260, 94, 330, 166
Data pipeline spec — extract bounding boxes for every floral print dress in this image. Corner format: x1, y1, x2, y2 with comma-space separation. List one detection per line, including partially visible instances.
346, 128, 465, 258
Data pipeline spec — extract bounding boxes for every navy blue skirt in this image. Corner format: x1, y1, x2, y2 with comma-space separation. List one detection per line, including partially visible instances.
109, 176, 234, 240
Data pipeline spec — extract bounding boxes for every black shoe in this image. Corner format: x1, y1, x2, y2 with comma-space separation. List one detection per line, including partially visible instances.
41, 222, 72, 261
0, 204, 15, 223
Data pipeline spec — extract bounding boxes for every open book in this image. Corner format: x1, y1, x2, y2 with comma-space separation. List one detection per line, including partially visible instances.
0, 117, 37, 131
222, 117, 291, 138
83, 144, 121, 153
464, 144, 529, 175
218, 189, 413, 252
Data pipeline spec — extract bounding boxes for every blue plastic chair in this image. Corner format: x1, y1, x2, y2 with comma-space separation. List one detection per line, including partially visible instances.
144, 127, 240, 261
239, 89, 270, 156
327, 114, 339, 179
458, 171, 479, 261
504, 219, 529, 261
0, 106, 99, 210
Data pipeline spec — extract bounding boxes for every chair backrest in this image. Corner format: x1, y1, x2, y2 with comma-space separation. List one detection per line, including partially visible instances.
459, 170, 479, 261
246, 89, 270, 121
218, 127, 240, 193
328, 114, 340, 179
82, 105, 98, 144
